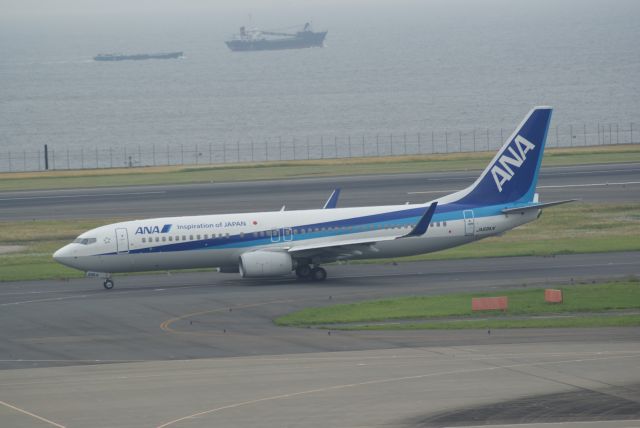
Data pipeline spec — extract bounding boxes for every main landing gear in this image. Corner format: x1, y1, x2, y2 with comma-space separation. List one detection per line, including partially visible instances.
295, 264, 327, 282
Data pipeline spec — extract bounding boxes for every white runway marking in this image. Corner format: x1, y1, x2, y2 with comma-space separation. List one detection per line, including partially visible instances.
407, 181, 640, 194
0, 295, 87, 307
0, 191, 165, 201
0, 399, 66, 428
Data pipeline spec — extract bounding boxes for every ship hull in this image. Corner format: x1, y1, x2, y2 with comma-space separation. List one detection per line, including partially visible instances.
226, 31, 327, 52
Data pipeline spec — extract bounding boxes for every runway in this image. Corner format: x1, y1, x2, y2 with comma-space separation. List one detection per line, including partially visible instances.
1, 165, 640, 427
0, 162, 638, 220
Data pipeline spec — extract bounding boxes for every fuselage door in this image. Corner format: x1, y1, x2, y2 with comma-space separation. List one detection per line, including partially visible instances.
463, 210, 475, 236
116, 228, 130, 253
282, 227, 293, 242
270, 229, 281, 243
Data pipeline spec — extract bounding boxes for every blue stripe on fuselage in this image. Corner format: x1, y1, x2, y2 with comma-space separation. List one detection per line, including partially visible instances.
117, 201, 513, 256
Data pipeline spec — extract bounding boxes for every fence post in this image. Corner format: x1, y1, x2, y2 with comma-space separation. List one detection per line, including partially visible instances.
44, 144, 49, 170
486, 129, 489, 151
473, 129, 476, 152
609, 123, 612, 146
445, 131, 448, 153
570, 125, 573, 147
275, 136, 280, 160
431, 130, 434, 154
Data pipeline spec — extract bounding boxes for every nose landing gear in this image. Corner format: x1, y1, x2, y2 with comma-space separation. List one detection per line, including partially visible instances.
103, 278, 114, 290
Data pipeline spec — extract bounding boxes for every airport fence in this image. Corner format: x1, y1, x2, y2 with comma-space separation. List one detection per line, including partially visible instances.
0, 122, 637, 173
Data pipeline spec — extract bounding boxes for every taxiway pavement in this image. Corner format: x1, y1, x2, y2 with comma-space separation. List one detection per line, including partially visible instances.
0, 163, 638, 220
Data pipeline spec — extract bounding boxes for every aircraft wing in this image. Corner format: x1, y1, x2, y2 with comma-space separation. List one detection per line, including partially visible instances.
288, 202, 438, 261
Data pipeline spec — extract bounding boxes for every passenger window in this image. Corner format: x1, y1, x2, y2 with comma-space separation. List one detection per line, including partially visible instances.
142, 238, 146, 243
162, 236, 166, 242
240, 232, 244, 238
197, 235, 201, 240
204, 234, 208, 239
155, 237, 159, 242
168, 236, 173, 241
182, 235, 186, 241
189, 235, 194, 240
225, 233, 230, 238
443, 221, 447, 226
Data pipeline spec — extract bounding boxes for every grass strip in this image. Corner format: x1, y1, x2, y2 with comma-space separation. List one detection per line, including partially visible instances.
275, 280, 640, 329
1, 144, 638, 191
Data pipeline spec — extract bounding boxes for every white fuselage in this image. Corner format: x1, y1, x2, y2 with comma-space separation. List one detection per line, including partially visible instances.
53, 202, 538, 274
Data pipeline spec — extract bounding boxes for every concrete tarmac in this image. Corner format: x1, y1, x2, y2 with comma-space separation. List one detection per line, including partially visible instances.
0, 162, 638, 220
1, 342, 639, 428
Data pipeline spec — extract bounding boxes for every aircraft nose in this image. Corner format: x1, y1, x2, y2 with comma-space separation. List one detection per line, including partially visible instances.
53, 244, 76, 267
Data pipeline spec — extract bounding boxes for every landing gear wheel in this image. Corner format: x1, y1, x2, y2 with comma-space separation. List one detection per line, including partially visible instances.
103, 279, 114, 290
310, 267, 327, 282
295, 265, 312, 280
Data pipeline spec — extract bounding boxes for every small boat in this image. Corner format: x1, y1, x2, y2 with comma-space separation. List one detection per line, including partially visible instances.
94, 52, 183, 61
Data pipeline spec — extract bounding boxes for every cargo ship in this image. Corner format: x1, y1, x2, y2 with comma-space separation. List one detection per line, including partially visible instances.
225, 23, 326, 52
94, 52, 183, 61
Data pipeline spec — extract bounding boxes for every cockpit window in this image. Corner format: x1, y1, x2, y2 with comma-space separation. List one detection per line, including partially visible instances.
73, 237, 97, 245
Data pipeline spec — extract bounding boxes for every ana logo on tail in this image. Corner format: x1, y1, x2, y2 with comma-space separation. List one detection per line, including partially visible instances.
491, 135, 536, 192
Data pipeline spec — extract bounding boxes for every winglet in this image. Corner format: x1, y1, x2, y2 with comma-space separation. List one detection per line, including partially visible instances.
323, 188, 341, 209
402, 202, 438, 238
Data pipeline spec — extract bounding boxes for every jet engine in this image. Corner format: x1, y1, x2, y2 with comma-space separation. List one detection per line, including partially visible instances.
239, 251, 293, 278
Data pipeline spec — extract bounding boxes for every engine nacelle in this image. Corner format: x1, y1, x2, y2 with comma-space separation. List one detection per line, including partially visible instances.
239, 251, 293, 278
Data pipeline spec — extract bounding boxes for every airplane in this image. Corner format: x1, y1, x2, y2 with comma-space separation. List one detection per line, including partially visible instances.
54, 106, 574, 289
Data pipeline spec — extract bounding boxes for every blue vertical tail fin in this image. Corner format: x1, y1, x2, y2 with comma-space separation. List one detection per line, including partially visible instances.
445, 106, 553, 206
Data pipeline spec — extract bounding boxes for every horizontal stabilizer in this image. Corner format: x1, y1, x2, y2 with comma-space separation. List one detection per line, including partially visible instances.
402, 202, 438, 238
501, 199, 577, 214
323, 189, 341, 209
